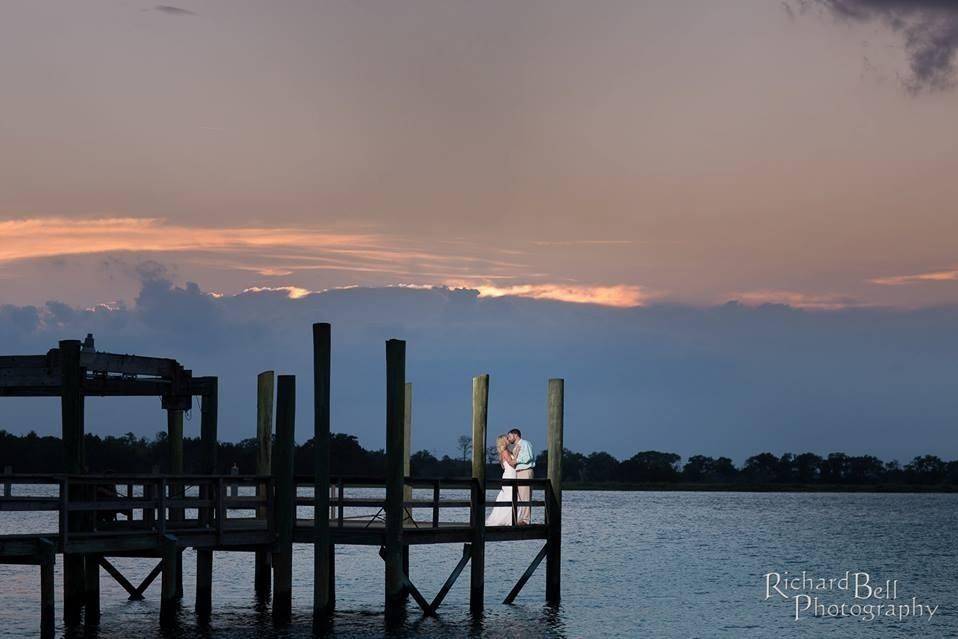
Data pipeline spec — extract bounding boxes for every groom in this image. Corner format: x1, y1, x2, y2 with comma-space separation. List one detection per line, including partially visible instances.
507, 428, 535, 525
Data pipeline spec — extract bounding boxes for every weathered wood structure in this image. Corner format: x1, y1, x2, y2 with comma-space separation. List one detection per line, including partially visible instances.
0, 325, 563, 636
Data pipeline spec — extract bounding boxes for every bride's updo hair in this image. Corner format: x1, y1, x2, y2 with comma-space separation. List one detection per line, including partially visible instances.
495, 434, 508, 453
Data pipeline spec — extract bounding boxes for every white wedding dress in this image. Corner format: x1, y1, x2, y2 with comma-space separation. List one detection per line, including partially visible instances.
485, 461, 517, 527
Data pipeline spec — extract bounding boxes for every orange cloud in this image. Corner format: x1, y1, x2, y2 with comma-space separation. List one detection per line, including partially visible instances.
451, 283, 652, 307
0, 216, 371, 263
0, 215, 657, 308
0, 215, 520, 280
241, 285, 313, 299
870, 269, 958, 286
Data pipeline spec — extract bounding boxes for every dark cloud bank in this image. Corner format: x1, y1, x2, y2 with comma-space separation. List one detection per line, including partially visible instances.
2, 278, 957, 463
795, 0, 958, 91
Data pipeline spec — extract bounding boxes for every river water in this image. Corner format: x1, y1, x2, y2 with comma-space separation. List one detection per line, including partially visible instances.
1, 490, 956, 638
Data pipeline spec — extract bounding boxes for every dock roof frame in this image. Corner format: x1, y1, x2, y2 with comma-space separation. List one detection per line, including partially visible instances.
0, 338, 214, 409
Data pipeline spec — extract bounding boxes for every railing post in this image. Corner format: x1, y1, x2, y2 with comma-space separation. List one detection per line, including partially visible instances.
432, 481, 440, 528
384, 339, 406, 626
546, 378, 564, 604
313, 323, 333, 622
255, 370, 274, 596
272, 374, 296, 625
2, 465, 11, 497
470, 373, 489, 614
158, 478, 167, 536
216, 477, 226, 544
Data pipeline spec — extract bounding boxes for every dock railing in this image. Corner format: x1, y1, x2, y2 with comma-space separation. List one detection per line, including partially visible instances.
0, 474, 274, 549
292, 475, 549, 528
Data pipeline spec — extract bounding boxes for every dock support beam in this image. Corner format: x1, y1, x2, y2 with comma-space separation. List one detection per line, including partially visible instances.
60, 339, 86, 626
384, 339, 406, 626
313, 323, 333, 622
272, 375, 296, 625
255, 370, 274, 596
196, 379, 217, 619
160, 535, 179, 628
470, 374, 489, 615
546, 378, 564, 604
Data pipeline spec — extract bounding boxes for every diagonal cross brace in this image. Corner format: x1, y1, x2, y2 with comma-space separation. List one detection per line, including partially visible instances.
427, 543, 471, 614
98, 557, 143, 600
380, 544, 472, 616
503, 543, 549, 604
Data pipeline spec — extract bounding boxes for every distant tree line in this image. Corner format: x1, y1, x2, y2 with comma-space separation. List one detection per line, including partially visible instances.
2, 430, 957, 488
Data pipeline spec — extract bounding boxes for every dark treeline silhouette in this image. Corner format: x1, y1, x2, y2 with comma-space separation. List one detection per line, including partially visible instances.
2, 430, 958, 489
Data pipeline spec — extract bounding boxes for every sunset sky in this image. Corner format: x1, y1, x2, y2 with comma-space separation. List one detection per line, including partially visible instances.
3, 1, 958, 459
3, 0, 958, 309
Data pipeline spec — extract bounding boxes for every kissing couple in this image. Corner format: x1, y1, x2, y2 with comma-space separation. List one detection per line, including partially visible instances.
485, 428, 535, 527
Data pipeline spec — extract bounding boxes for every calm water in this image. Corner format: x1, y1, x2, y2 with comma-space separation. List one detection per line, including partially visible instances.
1, 491, 957, 638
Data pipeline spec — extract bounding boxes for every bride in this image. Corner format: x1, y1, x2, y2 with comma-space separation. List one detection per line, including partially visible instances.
485, 434, 517, 527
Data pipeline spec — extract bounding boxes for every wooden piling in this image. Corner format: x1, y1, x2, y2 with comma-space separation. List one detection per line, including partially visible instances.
546, 378, 563, 604
166, 408, 184, 599
84, 554, 100, 625
59, 339, 86, 625
255, 370, 274, 596
470, 374, 489, 614
384, 339, 406, 625
160, 535, 179, 628
402, 381, 412, 599
39, 539, 55, 639
312, 323, 333, 621
196, 379, 218, 619
272, 374, 296, 625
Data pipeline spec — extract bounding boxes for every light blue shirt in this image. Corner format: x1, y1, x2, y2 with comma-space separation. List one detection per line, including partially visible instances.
514, 438, 535, 471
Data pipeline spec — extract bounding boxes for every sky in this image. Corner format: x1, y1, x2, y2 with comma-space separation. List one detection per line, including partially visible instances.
2, 1, 958, 461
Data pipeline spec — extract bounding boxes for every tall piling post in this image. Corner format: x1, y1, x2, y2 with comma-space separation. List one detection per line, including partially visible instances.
470, 374, 489, 615
384, 339, 406, 626
196, 379, 218, 619
272, 375, 296, 625
401, 381, 413, 599
59, 339, 86, 625
167, 407, 184, 599
546, 378, 564, 604
313, 323, 333, 622
255, 371, 274, 596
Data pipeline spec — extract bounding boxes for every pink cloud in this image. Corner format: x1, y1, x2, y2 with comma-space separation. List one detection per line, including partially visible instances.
870, 269, 958, 286
731, 290, 865, 311
450, 283, 653, 307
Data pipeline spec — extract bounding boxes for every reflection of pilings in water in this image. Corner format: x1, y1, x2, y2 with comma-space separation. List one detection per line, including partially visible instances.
0, 325, 564, 637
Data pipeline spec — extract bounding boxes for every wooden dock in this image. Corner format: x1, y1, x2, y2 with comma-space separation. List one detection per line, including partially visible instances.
0, 324, 564, 636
